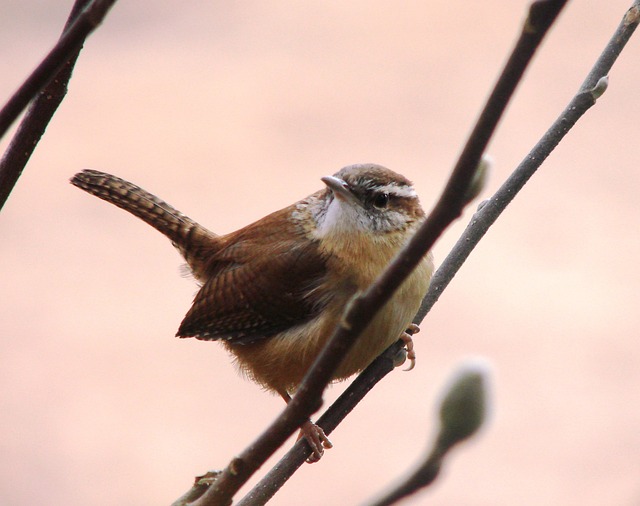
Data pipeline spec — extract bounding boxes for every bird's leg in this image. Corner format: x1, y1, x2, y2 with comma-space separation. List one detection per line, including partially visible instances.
399, 323, 420, 371
280, 391, 333, 463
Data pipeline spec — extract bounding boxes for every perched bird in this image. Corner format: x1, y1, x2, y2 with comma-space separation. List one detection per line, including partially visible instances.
71, 164, 434, 460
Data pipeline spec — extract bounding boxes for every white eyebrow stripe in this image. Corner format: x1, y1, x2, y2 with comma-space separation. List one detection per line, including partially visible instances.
375, 183, 417, 198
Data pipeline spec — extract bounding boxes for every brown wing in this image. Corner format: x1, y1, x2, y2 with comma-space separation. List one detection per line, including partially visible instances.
176, 208, 329, 344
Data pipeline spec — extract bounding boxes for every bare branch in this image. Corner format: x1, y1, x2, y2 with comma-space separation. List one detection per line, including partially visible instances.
415, 0, 640, 322
186, 2, 568, 505
235, 341, 404, 506
0, 0, 119, 210
255, 1, 638, 503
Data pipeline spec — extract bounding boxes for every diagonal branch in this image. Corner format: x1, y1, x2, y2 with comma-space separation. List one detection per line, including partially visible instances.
415, 0, 640, 322
234, 341, 404, 506
231, 2, 640, 504
186, 1, 569, 505
0, 0, 119, 211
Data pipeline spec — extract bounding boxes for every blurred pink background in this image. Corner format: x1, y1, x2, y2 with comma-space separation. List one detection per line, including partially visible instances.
1, 1, 639, 505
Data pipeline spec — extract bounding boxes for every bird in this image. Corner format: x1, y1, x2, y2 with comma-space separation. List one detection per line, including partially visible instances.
70, 163, 434, 461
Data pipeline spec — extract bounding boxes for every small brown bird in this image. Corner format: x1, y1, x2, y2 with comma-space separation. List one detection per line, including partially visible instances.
71, 164, 433, 460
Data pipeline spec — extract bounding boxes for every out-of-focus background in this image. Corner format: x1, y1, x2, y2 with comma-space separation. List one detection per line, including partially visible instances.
1, 1, 639, 505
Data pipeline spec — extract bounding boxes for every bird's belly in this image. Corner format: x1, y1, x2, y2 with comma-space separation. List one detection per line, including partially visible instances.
227, 255, 432, 395
334, 258, 432, 379
225, 315, 337, 395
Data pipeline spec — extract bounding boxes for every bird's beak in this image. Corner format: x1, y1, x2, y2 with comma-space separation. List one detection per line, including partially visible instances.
321, 176, 360, 205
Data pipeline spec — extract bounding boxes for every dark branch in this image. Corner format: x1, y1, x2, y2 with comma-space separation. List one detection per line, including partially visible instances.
234, 341, 404, 506
0, 0, 119, 210
187, 2, 568, 505
415, 0, 640, 322
342, 2, 638, 504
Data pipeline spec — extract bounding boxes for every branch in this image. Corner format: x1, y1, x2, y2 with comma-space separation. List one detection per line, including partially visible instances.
236, 1, 640, 504
185, 2, 568, 505
235, 341, 404, 506
415, 0, 640, 322
168, 342, 402, 506
0, 0, 119, 210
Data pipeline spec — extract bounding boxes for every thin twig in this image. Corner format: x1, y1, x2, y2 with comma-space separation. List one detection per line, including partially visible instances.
0, 0, 119, 210
234, 341, 404, 506
415, 0, 640, 322
187, 2, 568, 505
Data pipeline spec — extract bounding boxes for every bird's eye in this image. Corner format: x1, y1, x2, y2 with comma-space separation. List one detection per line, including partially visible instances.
373, 192, 390, 209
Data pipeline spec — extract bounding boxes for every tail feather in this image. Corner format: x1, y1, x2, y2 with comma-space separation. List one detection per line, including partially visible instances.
71, 169, 218, 281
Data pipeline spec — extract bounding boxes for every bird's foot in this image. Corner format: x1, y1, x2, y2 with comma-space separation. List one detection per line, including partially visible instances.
399, 323, 419, 371
298, 419, 333, 463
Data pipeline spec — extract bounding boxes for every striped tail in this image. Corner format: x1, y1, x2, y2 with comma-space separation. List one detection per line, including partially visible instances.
71, 169, 218, 281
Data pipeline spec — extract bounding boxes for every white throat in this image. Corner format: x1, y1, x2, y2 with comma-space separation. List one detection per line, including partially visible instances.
314, 197, 368, 239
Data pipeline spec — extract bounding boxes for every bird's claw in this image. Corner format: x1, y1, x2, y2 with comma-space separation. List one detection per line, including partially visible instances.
400, 323, 419, 371
299, 420, 333, 463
